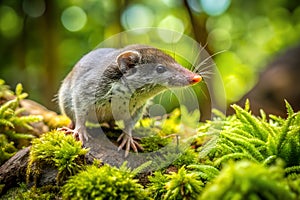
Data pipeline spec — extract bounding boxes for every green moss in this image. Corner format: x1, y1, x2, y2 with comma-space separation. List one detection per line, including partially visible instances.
140, 134, 171, 152
0, 81, 42, 165
62, 163, 148, 200
172, 147, 199, 167
27, 130, 89, 185
147, 171, 168, 199
147, 166, 204, 199
199, 161, 295, 200
0, 183, 59, 200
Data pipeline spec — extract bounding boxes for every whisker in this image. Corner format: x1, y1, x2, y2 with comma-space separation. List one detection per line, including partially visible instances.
201, 76, 213, 80
193, 50, 226, 73
186, 88, 195, 102
198, 71, 215, 76
194, 64, 214, 74
191, 42, 209, 71
200, 50, 226, 66
195, 62, 218, 74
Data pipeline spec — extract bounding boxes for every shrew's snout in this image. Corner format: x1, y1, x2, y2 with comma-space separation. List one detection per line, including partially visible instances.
189, 74, 202, 85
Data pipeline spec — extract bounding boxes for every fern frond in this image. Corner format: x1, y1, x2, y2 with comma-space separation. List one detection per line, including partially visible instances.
261, 120, 278, 138
247, 138, 266, 146
217, 142, 235, 154
285, 165, 300, 175
232, 104, 269, 141
284, 100, 294, 117
231, 128, 255, 138
260, 109, 267, 121
214, 153, 257, 166
262, 155, 277, 166
269, 114, 285, 125
222, 131, 264, 161
276, 113, 295, 153
187, 164, 219, 181
244, 98, 251, 112
266, 135, 278, 155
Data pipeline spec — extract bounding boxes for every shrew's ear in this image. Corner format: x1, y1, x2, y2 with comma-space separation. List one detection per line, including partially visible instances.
117, 50, 141, 73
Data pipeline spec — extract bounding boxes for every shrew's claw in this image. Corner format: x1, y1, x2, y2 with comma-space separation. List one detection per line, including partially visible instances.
57, 127, 88, 143
57, 127, 80, 141
117, 133, 144, 157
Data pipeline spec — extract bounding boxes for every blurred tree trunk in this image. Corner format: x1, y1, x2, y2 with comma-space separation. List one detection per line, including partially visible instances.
184, 0, 211, 54
40, 0, 60, 110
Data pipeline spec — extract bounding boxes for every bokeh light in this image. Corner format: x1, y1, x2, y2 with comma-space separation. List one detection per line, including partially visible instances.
187, 0, 202, 13
215, 51, 255, 102
22, 0, 46, 18
200, 0, 231, 16
157, 15, 185, 43
61, 6, 87, 32
121, 4, 154, 32
0, 6, 22, 38
207, 28, 232, 51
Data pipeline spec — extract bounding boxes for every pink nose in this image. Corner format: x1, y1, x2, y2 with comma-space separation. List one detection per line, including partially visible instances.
191, 74, 202, 84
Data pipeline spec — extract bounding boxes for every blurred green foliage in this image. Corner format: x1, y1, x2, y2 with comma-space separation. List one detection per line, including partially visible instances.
0, 0, 299, 109
0, 80, 42, 165
199, 161, 295, 200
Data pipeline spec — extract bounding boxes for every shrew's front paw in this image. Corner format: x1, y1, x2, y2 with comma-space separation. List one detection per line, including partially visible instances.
57, 127, 88, 145
117, 132, 144, 157
57, 127, 80, 140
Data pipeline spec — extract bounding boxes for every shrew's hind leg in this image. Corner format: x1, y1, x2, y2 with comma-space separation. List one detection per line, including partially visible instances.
117, 129, 144, 157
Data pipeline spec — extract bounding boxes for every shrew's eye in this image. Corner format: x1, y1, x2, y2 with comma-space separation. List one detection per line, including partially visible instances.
156, 65, 167, 73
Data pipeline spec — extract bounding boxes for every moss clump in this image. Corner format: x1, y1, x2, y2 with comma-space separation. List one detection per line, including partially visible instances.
140, 134, 171, 152
148, 166, 204, 200
199, 161, 295, 200
172, 147, 199, 167
62, 163, 148, 200
147, 171, 168, 199
18, 187, 57, 200
1, 183, 59, 200
0, 81, 42, 165
27, 130, 89, 184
